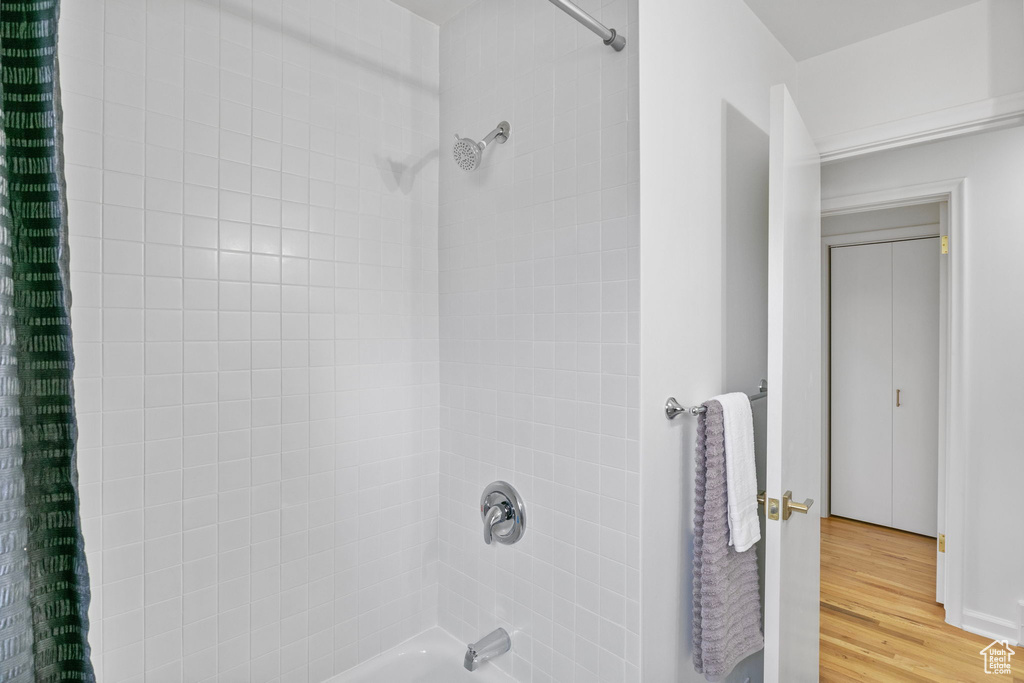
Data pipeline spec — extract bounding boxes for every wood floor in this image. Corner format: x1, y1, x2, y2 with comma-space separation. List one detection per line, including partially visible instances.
820, 516, 1021, 682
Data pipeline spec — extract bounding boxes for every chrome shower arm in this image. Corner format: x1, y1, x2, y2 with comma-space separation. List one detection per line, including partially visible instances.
479, 121, 511, 150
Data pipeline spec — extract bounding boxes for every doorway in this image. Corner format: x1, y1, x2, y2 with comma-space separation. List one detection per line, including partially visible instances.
815, 181, 977, 680
819, 180, 967, 620
826, 205, 944, 539
819, 202, 950, 667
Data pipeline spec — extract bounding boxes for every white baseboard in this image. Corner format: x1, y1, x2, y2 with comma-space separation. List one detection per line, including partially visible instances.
960, 608, 1020, 647
1019, 600, 1024, 646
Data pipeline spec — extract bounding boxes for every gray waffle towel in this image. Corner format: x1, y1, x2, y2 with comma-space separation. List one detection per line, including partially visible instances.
693, 400, 764, 680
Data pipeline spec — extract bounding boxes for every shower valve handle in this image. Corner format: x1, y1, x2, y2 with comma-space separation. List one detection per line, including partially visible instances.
480, 481, 526, 545
483, 503, 510, 545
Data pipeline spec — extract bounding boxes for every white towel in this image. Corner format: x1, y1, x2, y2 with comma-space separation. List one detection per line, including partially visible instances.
711, 392, 760, 552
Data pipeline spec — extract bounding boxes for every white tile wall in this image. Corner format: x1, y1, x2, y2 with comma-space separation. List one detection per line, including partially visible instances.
61, 0, 641, 680
60, 0, 440, 680
437, 1, 641, 681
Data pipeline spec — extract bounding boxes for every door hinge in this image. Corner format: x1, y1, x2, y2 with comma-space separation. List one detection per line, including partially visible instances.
941, 235, 949, 254
938, 534, 946, 552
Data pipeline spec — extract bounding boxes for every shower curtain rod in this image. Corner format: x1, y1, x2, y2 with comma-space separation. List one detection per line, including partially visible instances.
547, 0, 626, 51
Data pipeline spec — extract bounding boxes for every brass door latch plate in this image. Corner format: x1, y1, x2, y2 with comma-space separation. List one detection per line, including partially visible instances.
758, 491, 780, 520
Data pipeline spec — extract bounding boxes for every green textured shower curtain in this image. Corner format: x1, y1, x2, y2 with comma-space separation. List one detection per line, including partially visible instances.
0, 2, 95, 682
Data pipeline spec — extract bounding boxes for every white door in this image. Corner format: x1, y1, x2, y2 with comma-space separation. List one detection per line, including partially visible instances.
830, 243, 894, 527
829, 238, 940, 536
763, 84, 822, 683
892, 238, 940, 536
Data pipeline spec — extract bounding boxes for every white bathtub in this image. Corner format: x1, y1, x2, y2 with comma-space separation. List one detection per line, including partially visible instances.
326, 627, 517, 683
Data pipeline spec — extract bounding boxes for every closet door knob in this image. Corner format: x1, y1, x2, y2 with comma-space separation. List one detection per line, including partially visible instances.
896, 389, 901, 407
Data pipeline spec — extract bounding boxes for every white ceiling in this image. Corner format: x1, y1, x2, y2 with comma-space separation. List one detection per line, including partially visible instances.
393, 0, 981, 57
742, 0, 980, 60
391, 0, 476, 25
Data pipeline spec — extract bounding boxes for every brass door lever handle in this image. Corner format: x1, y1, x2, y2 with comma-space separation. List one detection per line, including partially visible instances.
782, 490, 814, 520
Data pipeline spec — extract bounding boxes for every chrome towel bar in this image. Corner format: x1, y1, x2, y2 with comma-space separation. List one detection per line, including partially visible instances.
665, 380, 768, 419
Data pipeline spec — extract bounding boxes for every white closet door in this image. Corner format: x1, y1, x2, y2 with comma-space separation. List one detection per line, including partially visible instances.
892, 238, 940, 536
830, 243, 894, 527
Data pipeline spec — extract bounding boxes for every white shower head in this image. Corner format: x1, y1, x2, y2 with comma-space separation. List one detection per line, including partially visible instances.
453, 121, 510, 172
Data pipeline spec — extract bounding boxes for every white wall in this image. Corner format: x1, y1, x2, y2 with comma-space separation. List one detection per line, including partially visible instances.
797, 0, 1024, 141
638, 0, 796, 680
59, 1, 441, 680
823, 125, 1024, 643
822, 203, 940, 237
437, 0, 641, 681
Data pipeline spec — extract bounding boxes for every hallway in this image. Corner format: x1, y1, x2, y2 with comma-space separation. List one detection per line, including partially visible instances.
819, 516, 1018, 681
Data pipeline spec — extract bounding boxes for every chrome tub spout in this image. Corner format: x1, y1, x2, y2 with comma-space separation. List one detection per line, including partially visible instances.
464, 627, 511, 671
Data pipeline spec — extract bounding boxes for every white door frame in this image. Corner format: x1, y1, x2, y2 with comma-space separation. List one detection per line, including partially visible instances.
820, 178, 966, 630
